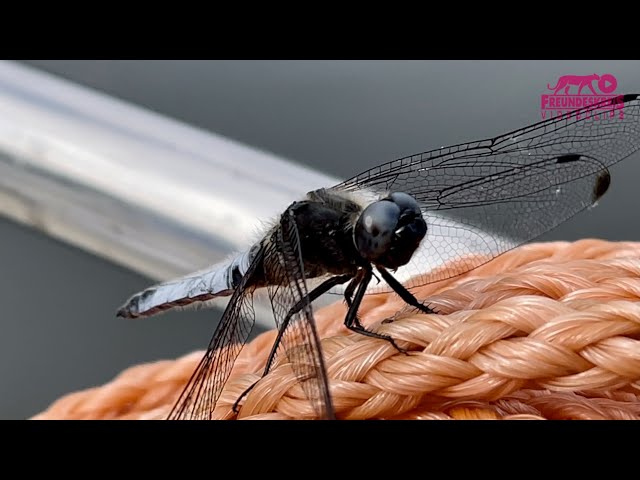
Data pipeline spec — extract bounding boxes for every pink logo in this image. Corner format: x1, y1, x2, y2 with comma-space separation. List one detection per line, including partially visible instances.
540, 73, 623, 120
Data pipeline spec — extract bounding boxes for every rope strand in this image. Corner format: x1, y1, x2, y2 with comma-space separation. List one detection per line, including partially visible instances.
33, 239, 640, 420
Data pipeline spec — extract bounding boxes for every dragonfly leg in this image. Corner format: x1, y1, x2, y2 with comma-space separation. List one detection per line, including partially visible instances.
343, 278, 356, 308
375, 266, 438, 314
232, 273, 353, 414
343, 266, 406, 353
343, 270, 371, 330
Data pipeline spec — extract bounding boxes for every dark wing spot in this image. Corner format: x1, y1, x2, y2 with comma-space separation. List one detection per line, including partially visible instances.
593, 170, 611, 202
620, 93, 639, 103
557, 154, 582, 164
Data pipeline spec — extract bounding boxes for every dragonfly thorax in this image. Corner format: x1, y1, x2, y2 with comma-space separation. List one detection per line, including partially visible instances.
353, 192, 427, 269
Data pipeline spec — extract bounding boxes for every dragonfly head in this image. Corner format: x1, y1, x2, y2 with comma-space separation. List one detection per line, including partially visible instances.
354, 192, 427, 269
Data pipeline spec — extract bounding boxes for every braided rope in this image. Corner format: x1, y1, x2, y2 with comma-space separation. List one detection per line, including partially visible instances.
33, 239, 640, 420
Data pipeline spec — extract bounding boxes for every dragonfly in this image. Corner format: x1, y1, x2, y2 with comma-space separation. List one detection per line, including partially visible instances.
117, 94, 640, 420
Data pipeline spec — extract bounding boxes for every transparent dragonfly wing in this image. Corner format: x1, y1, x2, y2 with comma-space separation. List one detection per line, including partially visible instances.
263, 207, 335, 419
330, 94, 640, 294
168, 207, 335, 420
166, 246, 264, 420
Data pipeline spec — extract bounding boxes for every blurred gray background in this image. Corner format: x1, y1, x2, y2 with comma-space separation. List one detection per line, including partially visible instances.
3, 60, 640, 419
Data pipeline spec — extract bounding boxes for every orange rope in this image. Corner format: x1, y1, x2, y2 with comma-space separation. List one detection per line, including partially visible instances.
33, 239, 640, 420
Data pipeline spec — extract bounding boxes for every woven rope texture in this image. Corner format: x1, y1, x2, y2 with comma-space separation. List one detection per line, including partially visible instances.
34, 240, 640, 420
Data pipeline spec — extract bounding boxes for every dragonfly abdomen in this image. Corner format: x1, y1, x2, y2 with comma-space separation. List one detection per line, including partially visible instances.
117, 290, 228, 319
117, 247, 258, 319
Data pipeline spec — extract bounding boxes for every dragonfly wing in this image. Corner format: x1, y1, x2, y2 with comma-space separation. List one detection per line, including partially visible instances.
167, 246, 265, 420
263, 206, 335, 419
330, 94, 640, 293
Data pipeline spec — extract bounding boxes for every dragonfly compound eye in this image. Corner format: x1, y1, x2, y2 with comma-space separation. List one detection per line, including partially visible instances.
388, 192, 422, 216
355, 192, 427, 268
